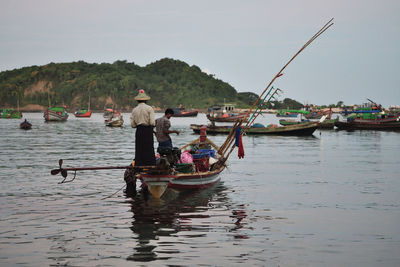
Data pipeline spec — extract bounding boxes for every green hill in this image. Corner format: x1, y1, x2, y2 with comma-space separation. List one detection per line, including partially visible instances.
0, 58, 259, 110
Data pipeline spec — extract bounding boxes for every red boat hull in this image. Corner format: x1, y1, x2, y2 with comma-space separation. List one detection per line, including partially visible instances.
74, 111, 92, 118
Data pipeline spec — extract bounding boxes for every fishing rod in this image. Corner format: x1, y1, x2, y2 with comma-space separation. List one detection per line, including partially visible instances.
50, 159, 156, 184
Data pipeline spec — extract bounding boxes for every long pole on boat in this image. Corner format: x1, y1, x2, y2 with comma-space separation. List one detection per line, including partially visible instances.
50, 159, 156, 183
217, 18, 334, 164
243, 18, 334, 132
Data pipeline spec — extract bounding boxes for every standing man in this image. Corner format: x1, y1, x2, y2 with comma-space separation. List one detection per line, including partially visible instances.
130, 89, 156, 166
155, 108, 180, 149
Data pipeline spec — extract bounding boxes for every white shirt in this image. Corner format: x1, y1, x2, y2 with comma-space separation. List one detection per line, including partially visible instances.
130, 103, 155, 127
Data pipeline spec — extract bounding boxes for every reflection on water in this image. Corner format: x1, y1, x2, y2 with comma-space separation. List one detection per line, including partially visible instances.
127, 182, 248, 262
0, 113, 400, 266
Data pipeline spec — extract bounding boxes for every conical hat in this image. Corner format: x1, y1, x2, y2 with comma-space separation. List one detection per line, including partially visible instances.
134, 89, 150, 101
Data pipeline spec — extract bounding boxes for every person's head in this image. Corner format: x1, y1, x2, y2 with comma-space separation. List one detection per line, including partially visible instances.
134, 89, 150, 102
165, 108, 174, 118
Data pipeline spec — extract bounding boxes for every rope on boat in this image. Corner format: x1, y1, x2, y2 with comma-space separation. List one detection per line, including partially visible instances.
101, 184, 127, 200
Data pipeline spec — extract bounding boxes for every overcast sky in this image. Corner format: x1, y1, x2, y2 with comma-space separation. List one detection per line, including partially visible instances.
1, 0, 399, 107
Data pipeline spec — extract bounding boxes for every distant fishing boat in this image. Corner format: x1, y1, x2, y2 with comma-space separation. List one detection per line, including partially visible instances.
19, 119, 32, 130
105, 113, 123, 127
74, 108, 92, 118
207, 104, 248, 122
44, 107, 69, 122
335, 113, 400, 130
342, 98, 383, 116
279, 117, 339, 129
171, 108, 198, 117
276, 109, 310, 118
335, 120, 400, 130
103, 108, 114, 118
0, 108, 22, 119
75, 93, 92, 118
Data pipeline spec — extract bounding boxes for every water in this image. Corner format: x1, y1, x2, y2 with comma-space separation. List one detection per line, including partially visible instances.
1, 113, 399, 266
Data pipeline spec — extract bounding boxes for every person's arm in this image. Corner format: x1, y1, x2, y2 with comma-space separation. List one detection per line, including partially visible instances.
164, 120, 179, 135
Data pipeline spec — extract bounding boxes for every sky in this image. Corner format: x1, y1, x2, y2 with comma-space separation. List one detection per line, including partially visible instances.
1, 0, 399, 107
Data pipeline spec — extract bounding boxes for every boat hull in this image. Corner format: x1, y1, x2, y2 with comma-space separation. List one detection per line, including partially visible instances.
335, 121, 400, 130
139, 167, 224, 198
74, 111, 92, 118
105, 119, 124, 127
20, 121, 32, 130
172, 111, 198, 117
280, 118, 338, 129
44, 110, 68, 121
190, 122, 319, 136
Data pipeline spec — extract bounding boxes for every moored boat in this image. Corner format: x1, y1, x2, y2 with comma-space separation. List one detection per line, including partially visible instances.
171, 108, 199, 117
74, 108, 92, 118
105, 113, 124, 127
279, 117, 339, 129
276, 109, 308, 118
335, 120, 400, 130
0, 108, 22, 119
207, 104, 248, 122
44, 107, 69, 122
190, 121, 319, 136
103, 108, 114, 118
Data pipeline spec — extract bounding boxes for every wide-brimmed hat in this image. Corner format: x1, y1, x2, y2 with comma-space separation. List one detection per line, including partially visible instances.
134, 89, 150, 101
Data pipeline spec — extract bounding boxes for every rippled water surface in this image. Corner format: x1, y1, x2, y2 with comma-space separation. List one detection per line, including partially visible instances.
1, 113, 399, 266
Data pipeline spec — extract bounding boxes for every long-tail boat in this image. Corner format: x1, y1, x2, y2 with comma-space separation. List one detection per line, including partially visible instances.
44, 107, 69, 122
50, 19, 334, 199
0, 108, 22, 119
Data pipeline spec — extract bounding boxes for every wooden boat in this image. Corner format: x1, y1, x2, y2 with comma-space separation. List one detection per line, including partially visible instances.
207, 104, 248, 122
0, 108, 22, 119
279, 117, 339, 129
335, 120, 400, 130
190, 121, 319, 136
44, 107, 69, 121
74, 108, 92, 118
105, 114, 124, 127
304, 110, 330, 119
139, 165, 225, 198
129, 131, 227, 198
279, 119, 309, 125
171, 108, 198, 117
206, 113, 248, 122
75, 92, 92, 117
276, 109, 308, 118
20, 119, 32, 130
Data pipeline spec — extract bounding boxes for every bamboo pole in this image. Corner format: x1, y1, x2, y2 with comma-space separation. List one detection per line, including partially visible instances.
219, 18, 334, 163
244, 18, 334, 131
